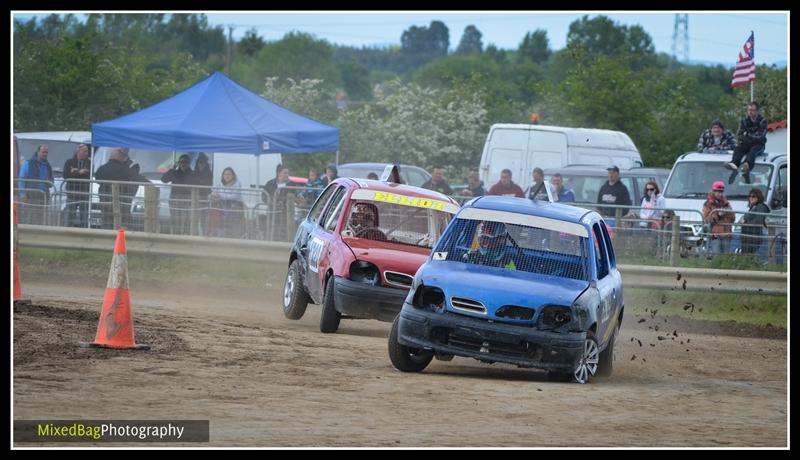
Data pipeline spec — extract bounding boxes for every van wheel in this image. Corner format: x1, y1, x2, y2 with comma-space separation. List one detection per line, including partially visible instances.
319, 278, 341, 333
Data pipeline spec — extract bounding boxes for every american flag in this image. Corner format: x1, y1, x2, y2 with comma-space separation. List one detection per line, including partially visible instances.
731, 32, 755, 88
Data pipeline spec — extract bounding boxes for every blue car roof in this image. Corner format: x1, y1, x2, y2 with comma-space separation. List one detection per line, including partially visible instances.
465, 195, 594, 224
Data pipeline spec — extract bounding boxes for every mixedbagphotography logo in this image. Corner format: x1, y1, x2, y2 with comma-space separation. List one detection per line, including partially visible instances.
14, 420, 209, 443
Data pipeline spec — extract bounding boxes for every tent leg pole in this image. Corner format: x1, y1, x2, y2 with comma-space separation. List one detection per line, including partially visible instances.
335, 150, 339, 168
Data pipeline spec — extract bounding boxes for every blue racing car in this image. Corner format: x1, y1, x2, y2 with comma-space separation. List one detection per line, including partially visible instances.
388, 195, 623, 383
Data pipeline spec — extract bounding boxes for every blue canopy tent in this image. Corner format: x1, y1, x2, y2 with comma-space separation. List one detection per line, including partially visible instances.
92, 71, 339, 156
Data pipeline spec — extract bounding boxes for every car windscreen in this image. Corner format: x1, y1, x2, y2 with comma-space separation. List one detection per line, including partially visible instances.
664, 161, 772, 200
342, 199, 453, 249
433, 217, 590, 281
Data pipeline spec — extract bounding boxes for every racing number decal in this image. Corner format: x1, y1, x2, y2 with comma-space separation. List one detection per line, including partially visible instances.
308, 237, 324, 273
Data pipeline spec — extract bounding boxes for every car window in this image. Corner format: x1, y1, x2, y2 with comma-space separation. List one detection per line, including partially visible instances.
434, 218, 589, 281
599, 221, 616, 268
774, 164, 787, 209
406, 169, 429, 188
308, 184, 338, 224
321, 187, 347, 232
592, 223, 609, 279
633, 176, 650, 203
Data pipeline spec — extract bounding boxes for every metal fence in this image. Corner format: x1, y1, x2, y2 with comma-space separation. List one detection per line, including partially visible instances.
13, 178, 787, 270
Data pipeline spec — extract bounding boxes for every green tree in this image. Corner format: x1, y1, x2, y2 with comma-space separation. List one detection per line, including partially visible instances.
456, 25, 483, 54
254, 32, 340, 89
238, 28, 265, 57
733, 65, 787, 122
518, 29, 551, 64
337, 61, 373, 102
400, 20, 450, 68
566, 15, 655, 69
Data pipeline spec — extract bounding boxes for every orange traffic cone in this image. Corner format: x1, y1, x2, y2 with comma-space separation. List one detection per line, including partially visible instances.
80, 229, 149, 350
13, 203, 31, 306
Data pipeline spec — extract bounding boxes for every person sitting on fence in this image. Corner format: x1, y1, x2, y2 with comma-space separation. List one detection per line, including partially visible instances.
696, 119, 736, 152
638, 180, 666, 229
726, 101, 768, 185
739, 187, 770, 257
209, 167, 245, 238
702, 180, 735, 259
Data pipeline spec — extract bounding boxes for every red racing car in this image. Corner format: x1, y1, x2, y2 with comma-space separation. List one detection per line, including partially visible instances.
282, 177, 460, 333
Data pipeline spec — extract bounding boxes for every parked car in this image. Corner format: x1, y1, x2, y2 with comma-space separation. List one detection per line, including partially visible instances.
337, 163, 432, 188
388, 195, 623, 384
543, 166, 670, 205
282, 178, 460, 333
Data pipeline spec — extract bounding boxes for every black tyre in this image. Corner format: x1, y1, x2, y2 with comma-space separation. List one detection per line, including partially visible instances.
283, 259, 308, 320
319, 277, 341, 333
596, 325, 617, 378
548, 330, 599, 384
388, 316, 433, 372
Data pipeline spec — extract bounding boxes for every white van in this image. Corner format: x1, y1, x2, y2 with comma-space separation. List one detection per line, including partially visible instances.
662, 150, 787, 253
479, 124, 643, 192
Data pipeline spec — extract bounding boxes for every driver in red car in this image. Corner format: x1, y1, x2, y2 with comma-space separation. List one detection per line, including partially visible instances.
348, 202, 387, 241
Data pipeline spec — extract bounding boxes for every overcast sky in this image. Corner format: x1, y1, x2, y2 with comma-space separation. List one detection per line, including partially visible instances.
13, 11, 789, 66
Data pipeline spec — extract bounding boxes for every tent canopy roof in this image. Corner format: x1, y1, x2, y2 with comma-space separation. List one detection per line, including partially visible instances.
92, 71, 339, 155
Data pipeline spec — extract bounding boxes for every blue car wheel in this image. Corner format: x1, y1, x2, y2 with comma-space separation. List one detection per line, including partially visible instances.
388, 316, 433, 372
549, 331, 600, 384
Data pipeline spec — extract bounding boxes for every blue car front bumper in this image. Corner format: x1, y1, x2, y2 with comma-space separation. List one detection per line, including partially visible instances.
397, 305, 585, 371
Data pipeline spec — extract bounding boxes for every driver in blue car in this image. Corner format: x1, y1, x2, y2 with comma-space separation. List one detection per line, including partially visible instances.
463, 221, 517, 270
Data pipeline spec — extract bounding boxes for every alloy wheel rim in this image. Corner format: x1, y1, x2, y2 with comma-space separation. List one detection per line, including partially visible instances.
283, 271, 293, 308
574, 338, 599, 384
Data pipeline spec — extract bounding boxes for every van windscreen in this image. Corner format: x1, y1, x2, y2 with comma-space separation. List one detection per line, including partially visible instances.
664, 161, 772, 200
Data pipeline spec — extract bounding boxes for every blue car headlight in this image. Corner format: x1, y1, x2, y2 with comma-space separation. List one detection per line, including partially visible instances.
538, 305, 573, 329
411, 284, 445, 313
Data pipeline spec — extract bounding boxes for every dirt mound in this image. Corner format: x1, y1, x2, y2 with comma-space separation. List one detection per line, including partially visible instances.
13, 302, 187, 367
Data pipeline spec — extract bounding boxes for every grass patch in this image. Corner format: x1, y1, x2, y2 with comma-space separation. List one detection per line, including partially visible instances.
625, 288, 787, 328
19, 247, 787, 327
617, 254, 786, 272
19, 247, 270, 288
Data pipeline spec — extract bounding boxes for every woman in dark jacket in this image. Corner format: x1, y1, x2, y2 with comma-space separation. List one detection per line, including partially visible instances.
740, 188, 770, 255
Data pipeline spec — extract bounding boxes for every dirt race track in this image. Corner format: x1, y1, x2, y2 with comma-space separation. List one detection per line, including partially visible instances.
14, 270, 787, 447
